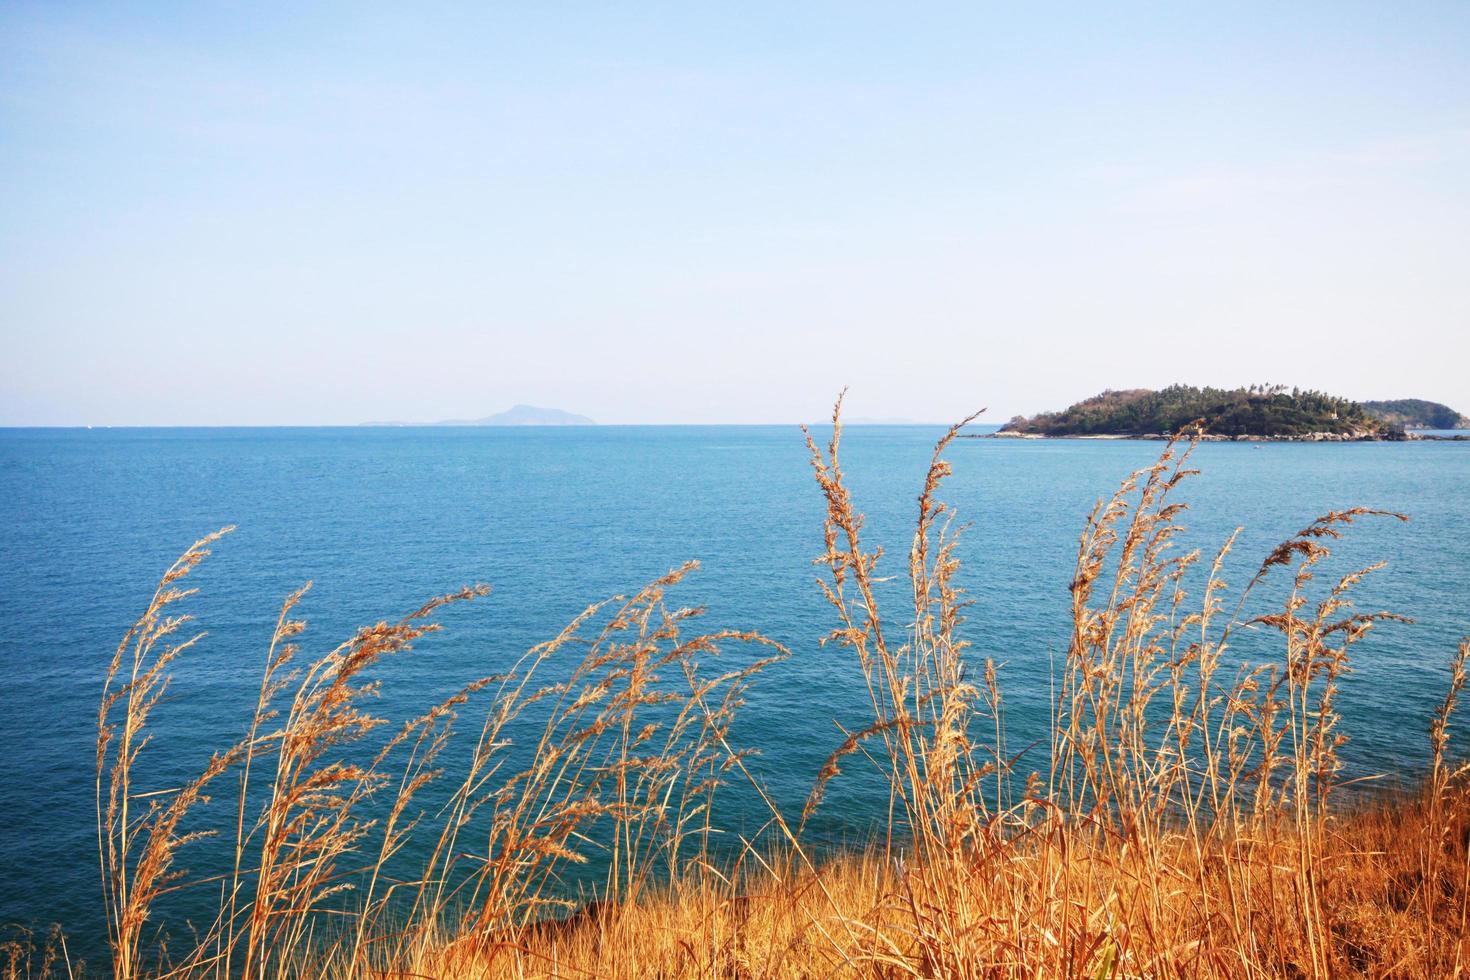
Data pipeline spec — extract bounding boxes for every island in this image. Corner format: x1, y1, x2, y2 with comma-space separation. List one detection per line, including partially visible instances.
993, 385, 1403, 441
361, 405, 596, 426
1362, 399, 1470, 431
434, 405, 595, 426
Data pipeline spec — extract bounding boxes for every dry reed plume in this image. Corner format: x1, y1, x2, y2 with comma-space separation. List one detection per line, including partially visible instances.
5, 394, 1468, 979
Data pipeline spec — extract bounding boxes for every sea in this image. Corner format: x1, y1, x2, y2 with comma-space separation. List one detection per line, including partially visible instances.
3, 424, 1468, 962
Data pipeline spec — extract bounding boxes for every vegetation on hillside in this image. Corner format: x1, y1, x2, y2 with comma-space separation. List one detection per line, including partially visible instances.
1000, 384, 1386, 437
1363, 398, 1470, 430
6, 398, 1470, 979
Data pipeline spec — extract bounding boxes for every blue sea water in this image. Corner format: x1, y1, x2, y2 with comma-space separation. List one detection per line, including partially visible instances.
2, 424, 1468, 960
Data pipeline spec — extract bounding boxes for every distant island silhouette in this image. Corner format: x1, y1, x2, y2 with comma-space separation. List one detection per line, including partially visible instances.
361, 404, 595, 427
1361, 399, 1470, 430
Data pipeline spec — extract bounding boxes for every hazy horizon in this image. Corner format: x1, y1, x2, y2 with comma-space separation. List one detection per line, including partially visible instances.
2, 390, 1467, 429
3, 3, 1468, 426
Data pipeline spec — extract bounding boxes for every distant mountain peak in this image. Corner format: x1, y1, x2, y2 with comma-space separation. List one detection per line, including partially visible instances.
439, 405, 595, 427
360, 405, 595, 427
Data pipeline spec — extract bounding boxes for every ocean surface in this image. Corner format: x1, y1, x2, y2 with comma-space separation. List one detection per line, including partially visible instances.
3, 424, 1469, 959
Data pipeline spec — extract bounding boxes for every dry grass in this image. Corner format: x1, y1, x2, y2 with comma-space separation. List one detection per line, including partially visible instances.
7, 393, 1469, 979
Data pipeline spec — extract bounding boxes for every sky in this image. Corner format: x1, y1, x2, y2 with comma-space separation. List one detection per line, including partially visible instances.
2, 2, 1468, 426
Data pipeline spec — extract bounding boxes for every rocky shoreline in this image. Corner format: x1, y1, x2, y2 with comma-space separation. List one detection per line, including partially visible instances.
974, 430, 1470, 442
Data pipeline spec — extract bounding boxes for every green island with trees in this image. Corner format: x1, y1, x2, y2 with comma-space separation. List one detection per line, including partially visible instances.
996, 385, 1468, 441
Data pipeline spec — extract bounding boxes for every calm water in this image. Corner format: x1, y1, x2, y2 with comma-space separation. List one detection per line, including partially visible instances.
3, 425, 1468, 957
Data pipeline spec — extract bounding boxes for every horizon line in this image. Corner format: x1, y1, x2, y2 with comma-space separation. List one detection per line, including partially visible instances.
0, 420, 992, 430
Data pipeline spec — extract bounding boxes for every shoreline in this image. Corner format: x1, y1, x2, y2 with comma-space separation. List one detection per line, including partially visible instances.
972, 431, 1470, 443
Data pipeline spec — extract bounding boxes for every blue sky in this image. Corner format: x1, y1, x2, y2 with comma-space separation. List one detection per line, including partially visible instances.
2, 2, 1467, 424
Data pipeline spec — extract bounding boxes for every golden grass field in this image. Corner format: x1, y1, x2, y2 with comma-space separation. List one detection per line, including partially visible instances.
6, 396, 1468, 978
